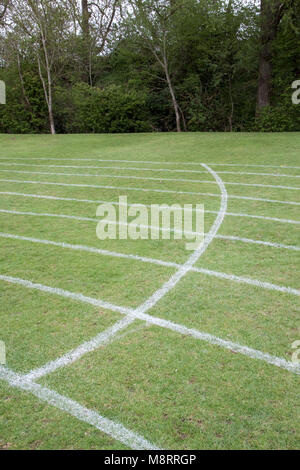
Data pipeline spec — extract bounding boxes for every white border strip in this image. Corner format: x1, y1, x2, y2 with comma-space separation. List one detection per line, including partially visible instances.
0, 157, 299, 170
1, 232, 298, 296
0, 191, 298, 225
0, 365, 158, 450
0, 162, 298, 179
1, 178, 299, 206
1, 209, 298, 251
0, 275, 299, 375
0, 169, 298, 191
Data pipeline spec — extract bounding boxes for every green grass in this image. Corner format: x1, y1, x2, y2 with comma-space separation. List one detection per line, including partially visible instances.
0, 133, 299, 450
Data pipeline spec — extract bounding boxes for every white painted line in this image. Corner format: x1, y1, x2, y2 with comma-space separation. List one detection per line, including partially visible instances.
134, 163, 228, 314
0, 169, 299, 191
219, 211, 300, 225
210, 164, 300, 170
195, 267, 300, 296
1, 178, 300, 206
23, 316, 136, 382
0, 162, 298, 179
215, 234, 300, 251
0, 275, 299, 375
0, 157, 299, 170
0, 191, 299, 225
0, 208, 199, 236
1, 209, 299, 251
0, 232, 298, 296
0, 365, 158, 450
0, 274, 133, 316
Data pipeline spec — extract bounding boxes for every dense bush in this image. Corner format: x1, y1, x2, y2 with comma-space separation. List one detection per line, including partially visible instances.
54, 83, 152, 134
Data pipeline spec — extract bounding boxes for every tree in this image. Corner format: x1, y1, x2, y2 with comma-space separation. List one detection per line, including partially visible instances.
67, 0, 120, 85
128, 0, 185, 132
257, 0, 294, 113
9, 0, 71, 134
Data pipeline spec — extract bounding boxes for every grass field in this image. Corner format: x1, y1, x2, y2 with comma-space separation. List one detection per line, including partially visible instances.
0, 132, 299, 450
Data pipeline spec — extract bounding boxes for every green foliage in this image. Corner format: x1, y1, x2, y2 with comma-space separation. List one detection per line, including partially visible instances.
0, 0, 299, 133
0, 67, 47, 133
55, 83, 152, 134
254, 97, 300, 132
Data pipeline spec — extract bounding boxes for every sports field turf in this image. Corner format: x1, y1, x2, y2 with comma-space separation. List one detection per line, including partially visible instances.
0, 132, 299, 450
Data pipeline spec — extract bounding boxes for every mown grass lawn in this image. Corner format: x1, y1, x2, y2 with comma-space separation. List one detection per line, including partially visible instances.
0, 133, 299, 449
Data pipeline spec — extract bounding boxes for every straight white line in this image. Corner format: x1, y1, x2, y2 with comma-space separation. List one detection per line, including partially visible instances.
0, 169, 298, 191
23, 316, 136, 382
210, 164, 300, 170
215, 234, 300, 251
0, 275, 299, 375
0, 191, 299, 225
0, 157, 299, 170
0, 365, 158, 450
1, 209, 299, 251
0, 274, 133, 316
195, 267, 300, 296
1, 178, 300, 206
0, 162, 298, 179
0, 232, 298, 296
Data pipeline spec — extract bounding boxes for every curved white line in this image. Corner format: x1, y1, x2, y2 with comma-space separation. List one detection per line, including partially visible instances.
23, 316, 136, 382
134, 164, 228, 314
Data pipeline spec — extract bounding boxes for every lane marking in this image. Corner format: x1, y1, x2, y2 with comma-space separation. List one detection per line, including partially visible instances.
0, 191, 299, 225
0, 169, 298, 191
0, 232, 298, 296
0, 365, 158, 450
0, 274, 134, 315
1, 275, 299, 375
0, 162, 298, 179
0, 157, 299, 170
1, 209, 299, 251
1, 178, 300, 206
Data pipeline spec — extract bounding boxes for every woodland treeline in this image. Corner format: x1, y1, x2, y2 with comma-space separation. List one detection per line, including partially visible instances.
0, 0, 299, 134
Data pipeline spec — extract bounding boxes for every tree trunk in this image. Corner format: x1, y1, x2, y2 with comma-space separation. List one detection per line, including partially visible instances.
82, 0, 90, 37
256, 0, 286, 114
164, 62, 181, 132
81, 0, 91, 83
37, 47, 56, 135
